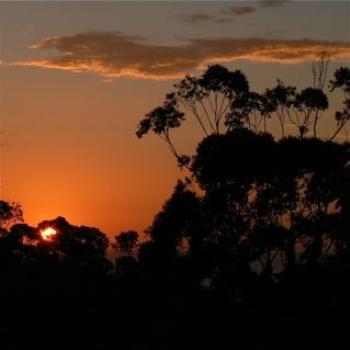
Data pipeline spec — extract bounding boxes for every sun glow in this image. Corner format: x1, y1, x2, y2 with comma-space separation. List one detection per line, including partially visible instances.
41, 227, 57, 241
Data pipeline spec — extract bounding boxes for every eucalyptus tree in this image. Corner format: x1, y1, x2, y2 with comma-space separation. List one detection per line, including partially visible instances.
0, 200, 23, 229
137, 64, 350, 167
294, 87, 329, 138
136, 64, 350, 288
37, 217, 111, 273
328, 67, 350, 141
261, 66, 349, 140
113, 231, 139, 257
137, 64, 249, 168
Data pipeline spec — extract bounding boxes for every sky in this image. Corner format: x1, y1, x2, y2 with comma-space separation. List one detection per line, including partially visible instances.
0, 1, 349, 238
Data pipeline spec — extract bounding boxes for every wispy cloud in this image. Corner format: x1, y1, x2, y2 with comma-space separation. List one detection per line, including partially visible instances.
177, 12, 232, 24
258, 0, 287, 8
9, 31, 350, 80
226, 6, 256, 16
178, 14, 230, 24
180, 14, 215, 23
224, 0, 287, 17
179, 0, 287, 24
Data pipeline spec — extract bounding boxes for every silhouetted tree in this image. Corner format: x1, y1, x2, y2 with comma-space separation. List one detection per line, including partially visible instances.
0, 200, 23, 229
113, 230, 139, 256
137, 64, 249, 168
329, 67, 350, 140
113, 231, 140, 279
137, 64, 350, 302
29, 217, 111, 274
137, 64, 350, 173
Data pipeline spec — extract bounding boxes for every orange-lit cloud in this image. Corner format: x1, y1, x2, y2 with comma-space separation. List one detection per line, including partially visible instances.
10, 32, 350, 80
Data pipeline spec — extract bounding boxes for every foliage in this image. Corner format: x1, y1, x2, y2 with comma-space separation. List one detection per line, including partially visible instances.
0, 200, 23, 229
137, 64, 350, 170
136, 63, 350, 297
1, 64, 350, 349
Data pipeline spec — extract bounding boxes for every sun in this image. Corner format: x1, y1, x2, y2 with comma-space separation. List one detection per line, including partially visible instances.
41, 227, 57, 241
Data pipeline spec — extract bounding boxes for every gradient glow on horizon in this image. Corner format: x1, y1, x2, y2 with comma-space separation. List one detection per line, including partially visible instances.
0, 1, 349, 237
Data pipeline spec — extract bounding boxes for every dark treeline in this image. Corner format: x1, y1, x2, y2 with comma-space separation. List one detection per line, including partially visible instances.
1, 63, 350, 349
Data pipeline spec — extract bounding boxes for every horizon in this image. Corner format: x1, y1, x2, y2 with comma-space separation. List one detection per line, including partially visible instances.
1, 0, 349, 237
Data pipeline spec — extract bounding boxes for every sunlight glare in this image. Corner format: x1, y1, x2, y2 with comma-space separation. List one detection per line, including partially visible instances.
41, 227, 57, 241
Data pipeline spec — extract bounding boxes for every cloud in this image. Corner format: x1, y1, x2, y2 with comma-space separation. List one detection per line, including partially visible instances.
178, 13, 231, 24
258, 0, 287, 8
180, 5, 255, 23
179, 0, 287, 24
179, 14, 217, 24
10, 31, 350, 80
224, 6, 256, 16
224, 0, 287, 17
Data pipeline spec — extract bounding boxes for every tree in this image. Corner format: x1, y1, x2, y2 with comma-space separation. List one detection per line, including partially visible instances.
311, 52, 330, 90
147, 181, 200, 248
137, 64, 249, 168
37, 217, 112, 273
0, 223, 38, 267
137, 64, 350, 173
328, 67, 350, 141
113, 230, 139, 256
0, 200, 23, 229
136, 64, 350, 295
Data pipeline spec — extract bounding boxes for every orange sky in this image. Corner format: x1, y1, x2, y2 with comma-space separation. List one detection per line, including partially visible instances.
0, 1, 349, 238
